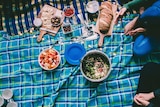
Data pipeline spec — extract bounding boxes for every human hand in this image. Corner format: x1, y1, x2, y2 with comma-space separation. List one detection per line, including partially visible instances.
115, 7, 127, 24
123, 16, 139, 35
134, 92, 154, 106
136, 92, 155, 101
134, 97, 150, 106
126, 27, 146, 36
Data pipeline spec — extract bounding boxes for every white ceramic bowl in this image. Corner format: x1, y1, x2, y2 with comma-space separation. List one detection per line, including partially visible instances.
38, 48, 61, 71
86, 1, 99, 14
80, 50, 111, 82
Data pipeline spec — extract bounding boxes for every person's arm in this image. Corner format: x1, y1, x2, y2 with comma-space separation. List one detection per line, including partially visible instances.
153, 89, 160, 100
147, 103, 155, 107
134, 97, 157, 107
114, 0, 144, 24
114, 0, 150, 24
123, 0, 148, 10
146, 89, 160, 107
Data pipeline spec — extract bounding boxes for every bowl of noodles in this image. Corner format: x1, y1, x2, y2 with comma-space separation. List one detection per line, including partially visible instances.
80, 50, 111, 82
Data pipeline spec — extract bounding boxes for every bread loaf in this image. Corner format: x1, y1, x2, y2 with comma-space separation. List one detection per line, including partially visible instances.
99, 1, 113, 34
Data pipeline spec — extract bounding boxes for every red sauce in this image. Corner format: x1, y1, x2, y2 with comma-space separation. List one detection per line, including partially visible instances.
64, 8, 74, 17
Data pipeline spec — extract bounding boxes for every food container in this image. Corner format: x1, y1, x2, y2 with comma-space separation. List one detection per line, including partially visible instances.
63, 6, 75, 18
33, 18, 42, 27
38, 48, 61, 71
51, 16, 63, 27
80, 50, 111, 82
86, 1, 99, 21
61, 23, 73, 34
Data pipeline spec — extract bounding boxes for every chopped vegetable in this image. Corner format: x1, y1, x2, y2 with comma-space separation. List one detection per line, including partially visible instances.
39, 49, 60, 70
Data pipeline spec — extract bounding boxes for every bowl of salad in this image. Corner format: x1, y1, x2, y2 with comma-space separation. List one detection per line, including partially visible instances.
38, 48, 61, 71
80, 50, 111, 82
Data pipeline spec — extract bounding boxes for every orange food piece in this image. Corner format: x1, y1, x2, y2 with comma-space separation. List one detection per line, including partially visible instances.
39, 49, 60, 69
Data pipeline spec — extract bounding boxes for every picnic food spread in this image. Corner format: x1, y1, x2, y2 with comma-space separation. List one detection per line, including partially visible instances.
1, 1, 152, 107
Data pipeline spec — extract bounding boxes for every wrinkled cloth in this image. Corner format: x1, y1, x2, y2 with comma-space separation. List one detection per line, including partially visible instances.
1, 14, 160, 107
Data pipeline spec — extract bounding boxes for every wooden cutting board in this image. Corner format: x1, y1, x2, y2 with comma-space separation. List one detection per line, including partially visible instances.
37, 4, 64, 42
94, 3, 117, 47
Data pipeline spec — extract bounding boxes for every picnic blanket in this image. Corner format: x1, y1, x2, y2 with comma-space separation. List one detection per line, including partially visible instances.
1, 0, 160, 107
1, 13, 160, 107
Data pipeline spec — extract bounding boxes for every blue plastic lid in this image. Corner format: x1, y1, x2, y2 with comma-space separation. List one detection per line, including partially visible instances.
64, 43, 86, 65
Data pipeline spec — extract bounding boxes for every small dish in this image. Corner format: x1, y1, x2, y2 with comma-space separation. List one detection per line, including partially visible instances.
63, 6, 75, 18
38, 48, 61, 70
51, 16, 63, 27
86, 1, 99, 14
61, 23, 72, 34
33, 18, 42, 27
64, 43, 86, 65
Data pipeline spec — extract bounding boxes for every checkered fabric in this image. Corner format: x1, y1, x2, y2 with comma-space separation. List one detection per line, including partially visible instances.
1, 13, 160, 107
0, 0, 120, 36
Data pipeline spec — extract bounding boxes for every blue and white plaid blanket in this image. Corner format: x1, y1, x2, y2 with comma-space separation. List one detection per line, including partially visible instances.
1, 0, 160, 107
1, 14, 160, 107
